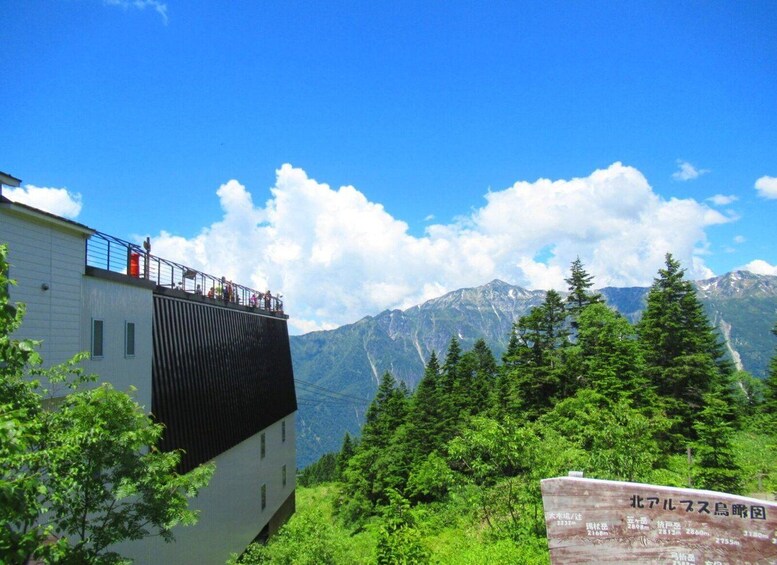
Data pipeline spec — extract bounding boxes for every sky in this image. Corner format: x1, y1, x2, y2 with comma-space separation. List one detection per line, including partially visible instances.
2, 1, 776, 334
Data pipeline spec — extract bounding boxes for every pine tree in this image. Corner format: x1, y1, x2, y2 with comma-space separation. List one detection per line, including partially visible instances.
469, 339, 498, 415
407, 352, 445, 459
492, 329, 520, 418
693, 393, 743, 494
575, 302, 647, 401
437, 338, 463, 439
565, 257, 603, 319
362, 372, 409, 450
637, 254, 732, 443
507, 289, 570, 419
763, 323, 777, 415
336, 432, 355, 480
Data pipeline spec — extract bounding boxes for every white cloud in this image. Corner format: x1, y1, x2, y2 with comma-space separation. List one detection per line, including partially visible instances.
149, 162, 733, 334
741, 259, 777, 276
3, 185, 83, 218
672, 160, 710, 181
104, 0, 168, 25
733, 235, 746, 244
755, 176, 777, 199
707, 194, 738, 206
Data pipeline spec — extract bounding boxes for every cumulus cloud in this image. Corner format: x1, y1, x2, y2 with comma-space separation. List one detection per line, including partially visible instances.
672, 160, 709, 181
741, 259, 777, 276
707, 194, 738, 206
146, 163, 734, 334
103, 0, 168, 24
3, 185, 83, 218
755, 176, 777, 199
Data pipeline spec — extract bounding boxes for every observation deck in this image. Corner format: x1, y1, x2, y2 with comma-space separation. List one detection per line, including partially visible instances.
85, 231, 285, 318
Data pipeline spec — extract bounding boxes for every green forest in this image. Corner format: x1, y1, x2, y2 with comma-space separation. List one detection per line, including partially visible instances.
235, 255, 777, 564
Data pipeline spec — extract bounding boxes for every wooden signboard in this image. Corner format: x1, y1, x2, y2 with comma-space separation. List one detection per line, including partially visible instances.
541, 475, 777, 565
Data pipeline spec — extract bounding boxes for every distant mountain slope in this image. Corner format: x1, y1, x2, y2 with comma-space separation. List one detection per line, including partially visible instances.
291, 272, 777, 467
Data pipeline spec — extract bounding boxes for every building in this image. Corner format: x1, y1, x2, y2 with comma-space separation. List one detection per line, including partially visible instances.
0, 174, 297, 564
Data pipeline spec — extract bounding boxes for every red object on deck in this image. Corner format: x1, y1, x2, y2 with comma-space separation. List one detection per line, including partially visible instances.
129, 252, 140, 277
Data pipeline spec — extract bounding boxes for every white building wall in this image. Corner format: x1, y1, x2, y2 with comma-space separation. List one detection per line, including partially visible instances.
115, 415, 297, 565
0, 206, 89, 366
80, 276, 154, 410
3, 200, 298, 563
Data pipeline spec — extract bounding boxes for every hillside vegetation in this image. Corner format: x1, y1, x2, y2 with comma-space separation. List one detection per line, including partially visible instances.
240, 255, 777, 564
291, 268, 777, 467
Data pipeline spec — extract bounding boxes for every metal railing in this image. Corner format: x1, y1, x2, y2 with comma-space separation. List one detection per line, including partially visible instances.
85, 231, 284, 314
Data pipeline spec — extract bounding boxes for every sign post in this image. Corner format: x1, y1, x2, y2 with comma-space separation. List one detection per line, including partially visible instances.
541, 475, 777, 564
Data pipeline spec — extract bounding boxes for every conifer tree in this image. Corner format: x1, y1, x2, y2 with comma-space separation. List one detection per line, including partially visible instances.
637, 254, 732, 443
575, 303, 647, 401
492, 329, 520, 418
362, 372, 408, 450
407, 352, 445, 459
565, 257, 603, 319
762, 323, 777, 417
469, 339, 498, 415
692, 393, 743, 494
507, 289, 570, 419
343, 372, 410, 510
437, 338, 463, 439
336, 432, 355, 480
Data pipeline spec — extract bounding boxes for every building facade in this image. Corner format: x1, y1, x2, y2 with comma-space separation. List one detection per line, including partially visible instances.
1, 187, 297, 564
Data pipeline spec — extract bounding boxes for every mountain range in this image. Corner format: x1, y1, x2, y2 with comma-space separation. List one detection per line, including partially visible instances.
291, 271, 777, 467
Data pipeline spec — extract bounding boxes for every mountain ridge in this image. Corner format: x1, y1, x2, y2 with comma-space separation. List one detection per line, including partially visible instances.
292, 271, 777, 467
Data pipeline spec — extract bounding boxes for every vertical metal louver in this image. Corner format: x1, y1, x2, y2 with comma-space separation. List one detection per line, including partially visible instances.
151, 296, 297, 472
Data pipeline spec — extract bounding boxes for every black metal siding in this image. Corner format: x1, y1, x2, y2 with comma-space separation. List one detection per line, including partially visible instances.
151, 295, 297, 472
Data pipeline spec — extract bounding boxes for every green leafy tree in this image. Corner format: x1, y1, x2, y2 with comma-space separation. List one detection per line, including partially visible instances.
540, 389, 669, 482
406, 451, 457, 502
0, 243, 213, 564
375, 489, 429, 565
230, 508, 349, 565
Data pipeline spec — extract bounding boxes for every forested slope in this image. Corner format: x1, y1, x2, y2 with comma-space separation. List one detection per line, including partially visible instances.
239, 256, 777, 564
292, 269, 777, 467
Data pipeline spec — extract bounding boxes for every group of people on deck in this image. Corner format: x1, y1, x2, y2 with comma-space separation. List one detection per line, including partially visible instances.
205, 279, 276, 311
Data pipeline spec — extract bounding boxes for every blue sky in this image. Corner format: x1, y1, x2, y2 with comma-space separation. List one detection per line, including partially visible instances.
2, 1, 776, 333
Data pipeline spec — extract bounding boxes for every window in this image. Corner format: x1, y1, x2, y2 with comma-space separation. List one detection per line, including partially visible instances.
125, 322, 135, 357
92, 320, 104, 358
261, 484, 267, 510
282, 420, 286, 443
282, 465, 287, 487
260, 432, 266, 459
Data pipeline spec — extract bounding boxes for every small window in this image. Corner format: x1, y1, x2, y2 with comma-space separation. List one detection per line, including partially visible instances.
282, 464, 287, 487
125, 322, 136, 357
260, 432, 266, 459
92, 320, 104, 358
261, 484, 267, 510
282, 420, 286, 443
